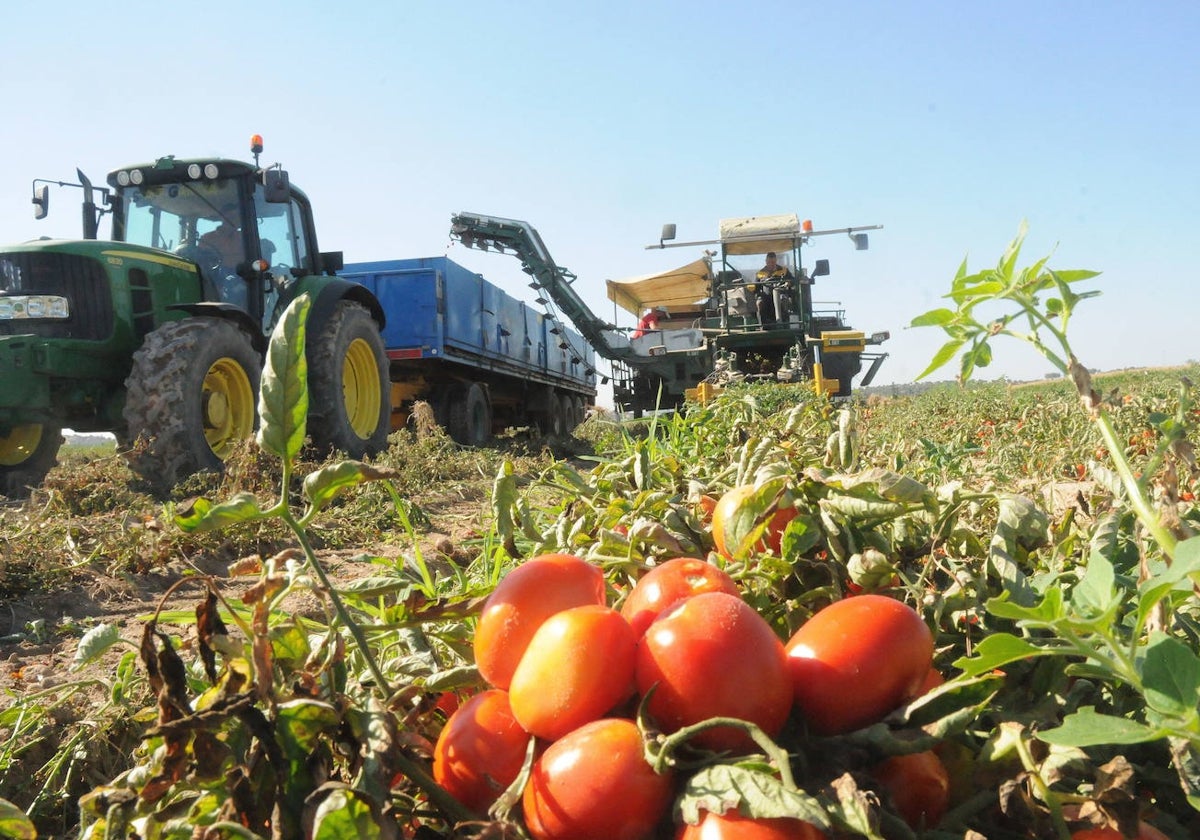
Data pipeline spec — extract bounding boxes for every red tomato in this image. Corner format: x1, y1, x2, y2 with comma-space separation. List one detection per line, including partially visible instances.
712, 485, 799, 559
621, 557, 741, 637
432, 689, 530, 814
871, 751, 950, 829
676, 809, 828, 840
697, 494, 719, 523
509, 605, 637, 740
786, 595, 933, 734
636, 591, 792, 753
911, 666, 945, 699
522, 718, 675, 840
473, 553, 606, 689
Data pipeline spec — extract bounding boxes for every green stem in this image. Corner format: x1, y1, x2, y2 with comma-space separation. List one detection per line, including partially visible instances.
653, 717, 796, 790
1012, 730, 1072, 840
1092, 410, 1178, 558
281, 509, 394, 699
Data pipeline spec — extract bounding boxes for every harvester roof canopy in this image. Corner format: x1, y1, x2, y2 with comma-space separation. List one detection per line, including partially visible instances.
718, 213, 801, 255
606, 257, 712, 315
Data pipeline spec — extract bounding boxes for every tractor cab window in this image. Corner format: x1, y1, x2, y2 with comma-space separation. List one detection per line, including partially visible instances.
252, 187, 305, 274
121, 178, 249, 305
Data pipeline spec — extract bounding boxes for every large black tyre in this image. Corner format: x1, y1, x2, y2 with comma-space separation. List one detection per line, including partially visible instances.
307, 301, 390, 458
569, 395, 585, 430
0, 424, 63, 498
123, 318, 260, 490
447, 382, 492, 446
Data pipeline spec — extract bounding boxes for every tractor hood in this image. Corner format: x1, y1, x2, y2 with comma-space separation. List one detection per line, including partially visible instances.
605, 257, 712, 315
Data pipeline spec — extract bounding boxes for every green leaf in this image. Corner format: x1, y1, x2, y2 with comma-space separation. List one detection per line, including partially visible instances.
1142, 632, 1200, 719
953, 632, 1056, 677
913, 338, 964, 381
311, 788, 383, 839
304, 460, 392, 511
1037, 706, 1163, 747
277, 698, 341, 760
172, 492, 266, 533
258, 293, 311, 462
987, 586, 1065, 623
908, 308, 957, 328
72, 622, 122, 669
491, 459, 518, 550
0, 798, 36, 840
1072, 550, 1118, 618
780, 514, 822, 557
677, 764, 830, 829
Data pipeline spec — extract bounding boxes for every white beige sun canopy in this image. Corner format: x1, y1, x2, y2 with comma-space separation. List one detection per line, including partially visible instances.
605, 257, 713, 316
718, 213, 802, 255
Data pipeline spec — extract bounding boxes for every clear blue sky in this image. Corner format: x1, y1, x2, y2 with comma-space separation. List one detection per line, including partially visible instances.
3, 1, 1197, 401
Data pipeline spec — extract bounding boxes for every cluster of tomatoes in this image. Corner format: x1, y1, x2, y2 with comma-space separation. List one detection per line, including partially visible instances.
430, 484, 952, 839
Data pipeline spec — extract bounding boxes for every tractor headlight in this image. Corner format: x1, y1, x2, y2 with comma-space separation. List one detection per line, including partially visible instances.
0, 295, 71, 320
187, 163, 203, 179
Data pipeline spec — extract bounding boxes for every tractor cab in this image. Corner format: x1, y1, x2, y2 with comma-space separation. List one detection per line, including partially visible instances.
711, 213, 834, 334
106, 140, 320, 333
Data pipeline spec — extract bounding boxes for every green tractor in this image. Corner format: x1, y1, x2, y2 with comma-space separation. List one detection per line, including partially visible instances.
0, 136, 390, 496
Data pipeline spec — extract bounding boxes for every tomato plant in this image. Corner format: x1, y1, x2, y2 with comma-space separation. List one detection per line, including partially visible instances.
473, 553, 606, 689
620, 557, 741, 636
676, 808, 827, 839
712, 484, 798, 558
785, 594, 933, 734
1071, 824, 1173, 840
431, 690, 530, 815
636, 591, 791, 753
509, 604, 638, 740
870, 750, 950, 830
522, 717, 675, 840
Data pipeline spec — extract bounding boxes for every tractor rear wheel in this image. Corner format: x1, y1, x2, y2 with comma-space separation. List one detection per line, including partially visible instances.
307, 301, 390, 458
0, 423, 63, 497
123, 318, 260, 491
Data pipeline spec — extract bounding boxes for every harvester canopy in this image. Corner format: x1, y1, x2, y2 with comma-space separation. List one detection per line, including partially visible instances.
718, 213, 802, 256
605, 257, 712, 316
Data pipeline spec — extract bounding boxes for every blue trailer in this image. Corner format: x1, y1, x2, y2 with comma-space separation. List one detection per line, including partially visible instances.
340, 256, 596, 444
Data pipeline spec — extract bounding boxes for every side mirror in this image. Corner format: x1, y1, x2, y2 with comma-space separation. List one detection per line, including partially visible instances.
812, 259, 830, 277
660, 223, 676, 245
32, 185, 49, 220
320, 250, 344, 274
263, 169, 290, 204
852, 233, 869, 251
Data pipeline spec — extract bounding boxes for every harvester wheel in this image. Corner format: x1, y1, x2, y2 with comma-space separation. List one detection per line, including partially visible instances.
307, 301, 390, 458
447, 382, 492, 446
123, 318, 260, 491
0, 424, 63, 497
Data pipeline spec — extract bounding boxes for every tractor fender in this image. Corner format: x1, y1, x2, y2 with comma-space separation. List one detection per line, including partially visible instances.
282, 277, 386, 340
168, 303, 267, 353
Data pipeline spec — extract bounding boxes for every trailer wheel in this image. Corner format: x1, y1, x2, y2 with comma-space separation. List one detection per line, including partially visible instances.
307, 301, 390, 458
0, 423, 63, 497
124, 318, 260, 490
448, 382, 492, 446
568, 395, 585, 431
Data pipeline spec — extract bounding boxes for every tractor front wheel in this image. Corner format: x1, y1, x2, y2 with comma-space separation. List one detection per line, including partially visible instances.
123, 318, 260, 491
307, 301, 390, 458
0, 423, 63, 497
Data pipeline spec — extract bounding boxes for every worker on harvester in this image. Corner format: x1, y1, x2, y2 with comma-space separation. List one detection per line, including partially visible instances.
753, 252, 793, 327
632, 305, 669, 339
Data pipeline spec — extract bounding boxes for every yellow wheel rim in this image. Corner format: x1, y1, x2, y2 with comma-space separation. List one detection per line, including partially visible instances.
0, 424, 42, 467
202, 357, 255, 459
343, 337, 382, 440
